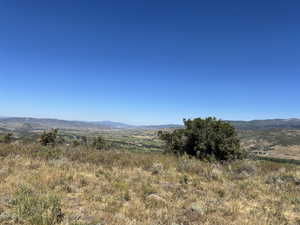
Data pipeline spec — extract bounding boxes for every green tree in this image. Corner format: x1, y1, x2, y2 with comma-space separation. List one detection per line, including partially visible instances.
39, 129, 58, 146
158, 117, 246, 161
3, 133, 13, 144
80, 136, 88, 145
92, 136, 106, 150
158, 129, 185, 155
72, 139, 80, 147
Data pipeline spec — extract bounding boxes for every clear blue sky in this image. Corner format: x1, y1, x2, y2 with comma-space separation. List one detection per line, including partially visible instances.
0, 0, 299, 125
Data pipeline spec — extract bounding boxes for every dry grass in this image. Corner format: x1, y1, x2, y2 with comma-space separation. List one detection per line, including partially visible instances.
1, 143, 300, 225
266, 145, 300, 160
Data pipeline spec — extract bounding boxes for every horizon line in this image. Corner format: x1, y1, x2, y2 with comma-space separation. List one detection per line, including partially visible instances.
1, 115, 300, 126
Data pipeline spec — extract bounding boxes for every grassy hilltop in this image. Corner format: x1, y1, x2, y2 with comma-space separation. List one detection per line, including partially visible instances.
1, 144, 300, 225
1, 117, 300, 225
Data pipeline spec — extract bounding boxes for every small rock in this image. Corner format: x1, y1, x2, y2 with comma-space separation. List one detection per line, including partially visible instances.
189, 203, 205, 216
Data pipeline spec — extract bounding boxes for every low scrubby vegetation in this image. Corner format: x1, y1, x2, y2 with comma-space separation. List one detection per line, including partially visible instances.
159, 117, 246, 161
9, 184, 63, 225
38, 130, 107, 151
92, 136, 106, 150
39, 129, 59, 146
0, 133, 14, 144
0, 118, 299, 224
0, 143, 300, 225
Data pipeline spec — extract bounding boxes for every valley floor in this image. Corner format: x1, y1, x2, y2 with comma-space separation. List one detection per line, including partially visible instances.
0, 144, 300, 225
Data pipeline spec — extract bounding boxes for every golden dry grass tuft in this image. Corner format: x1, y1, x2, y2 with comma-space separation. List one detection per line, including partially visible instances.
0, 143, 300, 225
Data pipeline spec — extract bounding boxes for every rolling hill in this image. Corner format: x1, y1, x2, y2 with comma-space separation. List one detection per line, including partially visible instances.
0, 117, 107, 131
1, 117, 300, 131
229, 118, 300, 130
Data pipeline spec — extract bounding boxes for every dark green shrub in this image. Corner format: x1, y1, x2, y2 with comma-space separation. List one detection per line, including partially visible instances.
80, 136, 88, 145
39, 129, 58, 146
92, 136, 106, 150
158, 129, 185, 155
2, 133, 13, 144
55, 136, 65, 145
71, 136, 88, 147
158, 117, 246, 161
72, 139, 81, 147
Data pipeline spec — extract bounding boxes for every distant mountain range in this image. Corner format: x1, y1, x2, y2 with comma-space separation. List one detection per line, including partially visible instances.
0, 117, 106, 131
228, 118, 300, 130
0, 117, 300, 131
0, 117, 181, 131
92, 121, 181, 129
92, 121, 134, 128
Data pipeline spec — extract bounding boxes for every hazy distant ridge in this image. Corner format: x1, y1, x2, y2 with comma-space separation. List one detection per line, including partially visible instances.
1, 117, 300, 131
229, 118, 300, 130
